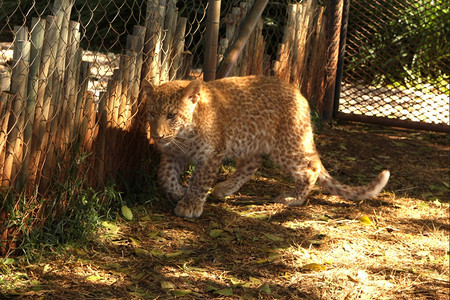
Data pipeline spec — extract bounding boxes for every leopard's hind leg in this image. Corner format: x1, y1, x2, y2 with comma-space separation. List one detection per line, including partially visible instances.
212, 156, 261, 198
272, 151, 321, 206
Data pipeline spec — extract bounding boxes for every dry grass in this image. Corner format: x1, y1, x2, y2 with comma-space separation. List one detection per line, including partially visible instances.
0, 121, 448, 299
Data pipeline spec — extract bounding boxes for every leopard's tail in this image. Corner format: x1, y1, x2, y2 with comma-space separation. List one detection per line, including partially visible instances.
317, 164, 390, 200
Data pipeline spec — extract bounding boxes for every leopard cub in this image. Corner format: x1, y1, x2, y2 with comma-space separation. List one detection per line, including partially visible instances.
143, 75, 389, 218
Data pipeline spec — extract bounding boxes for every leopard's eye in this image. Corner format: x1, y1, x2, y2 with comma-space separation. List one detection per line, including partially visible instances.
149, 112, 155, 119
167, 113, 176, 120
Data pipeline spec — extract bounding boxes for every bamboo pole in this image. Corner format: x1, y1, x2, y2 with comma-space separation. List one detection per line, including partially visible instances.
0, 92, 13, 184
63, 21, 81, 143
170, 17, 187, 81
278, 4, 297, 81
40, 0, 75, 192
20, 18, 46, 187
247, 17, 263, 75
74, 60, 90, 134
117, 54, 131, 129
306, 5, 327, 109
322, 0, 343, 121
3, 26, 30, 188
53, 20, 79, 152
203, 0, 221, 81
105, 69, 121, 128
333, 0, 350, 118
96, 92, 107, 186
236, 2, 250, 76
142, 0, 166, 84
131, 25, 146, 116
160, 0, 177, 83
70, 48, 83, 140
216, 0, 268, 79
80, 92, 96, 154
28, 15, 60, 184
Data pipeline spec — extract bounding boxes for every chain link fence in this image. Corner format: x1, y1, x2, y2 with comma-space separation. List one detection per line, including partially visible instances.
337, 0, 449, 131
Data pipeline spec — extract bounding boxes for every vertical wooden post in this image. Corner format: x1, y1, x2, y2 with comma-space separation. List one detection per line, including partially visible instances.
3, 26, 30, 188
333, 0, 350, 118
322, 0, 343, 121
20, 18, 46, 187
203, 0, 221, 82
28, 15, 59, 184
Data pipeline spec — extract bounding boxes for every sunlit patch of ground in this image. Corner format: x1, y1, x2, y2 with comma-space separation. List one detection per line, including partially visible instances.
1, 122, 448, 299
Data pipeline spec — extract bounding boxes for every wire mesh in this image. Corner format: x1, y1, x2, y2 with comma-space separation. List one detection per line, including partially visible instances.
339, 0, 449, 126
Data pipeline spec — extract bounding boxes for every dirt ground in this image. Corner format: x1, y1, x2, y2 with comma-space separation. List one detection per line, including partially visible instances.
1, 121, 449, 299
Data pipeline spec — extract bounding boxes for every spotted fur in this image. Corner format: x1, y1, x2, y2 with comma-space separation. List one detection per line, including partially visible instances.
143, 75, 390, 218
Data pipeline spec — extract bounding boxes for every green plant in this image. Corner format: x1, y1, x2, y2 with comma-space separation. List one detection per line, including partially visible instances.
345, 0, 449, 91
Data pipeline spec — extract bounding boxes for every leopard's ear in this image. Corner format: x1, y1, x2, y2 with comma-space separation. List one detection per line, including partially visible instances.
141, 79, 155, 96
182, 79, 202, 104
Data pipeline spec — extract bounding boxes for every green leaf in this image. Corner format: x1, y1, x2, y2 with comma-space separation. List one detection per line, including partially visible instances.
2, 258, 14, 265
134, 248, 150, 257
172, 290, 192, 296
214, 288, 233, 296
259, 283, 271, 294
101, 221, 119, 232
85, 275, 103, 282
205, 285, 218, 292
161, 281, 176, 290
121, 205, 133, 221
249, 277, 262, 285
209, 229, 223, 238
263, 233, 284, 241
148, 230, 159, 238
129, 237, 141, 246
228, 276, 245, 286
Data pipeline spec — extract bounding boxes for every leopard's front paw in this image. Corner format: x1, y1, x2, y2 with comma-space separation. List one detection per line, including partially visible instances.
174, 200, 204, 218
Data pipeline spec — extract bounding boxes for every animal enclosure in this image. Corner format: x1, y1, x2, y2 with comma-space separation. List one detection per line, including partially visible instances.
0, 0, 448, 254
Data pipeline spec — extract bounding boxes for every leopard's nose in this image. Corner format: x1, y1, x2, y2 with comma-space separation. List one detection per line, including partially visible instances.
152, 134, 164, 142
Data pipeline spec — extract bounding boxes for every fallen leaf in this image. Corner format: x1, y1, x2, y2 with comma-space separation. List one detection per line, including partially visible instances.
228, 276, 245, 286
134, 248, 150, 257
249, 276, 262, 285
205, 285, 217, 292
85, 275, 103, 282
259, 283, 271, 294
161, 281, 176, 290
302, 263, 326, 271
121, 205, 133, 221
101, 221, 119, 233
129, 237, 140, 247
360, 216, 372, 225
263, 233, 284, 241
148, 231, 159, 238
172, 290, 193, 296
209, 229, 223, 238
214, 288, 233, 296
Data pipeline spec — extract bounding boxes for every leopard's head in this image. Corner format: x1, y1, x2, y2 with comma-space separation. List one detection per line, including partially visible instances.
142, 79, 202, 146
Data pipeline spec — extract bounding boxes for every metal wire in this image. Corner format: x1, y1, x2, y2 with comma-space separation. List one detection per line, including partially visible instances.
339, 0, 449, 127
